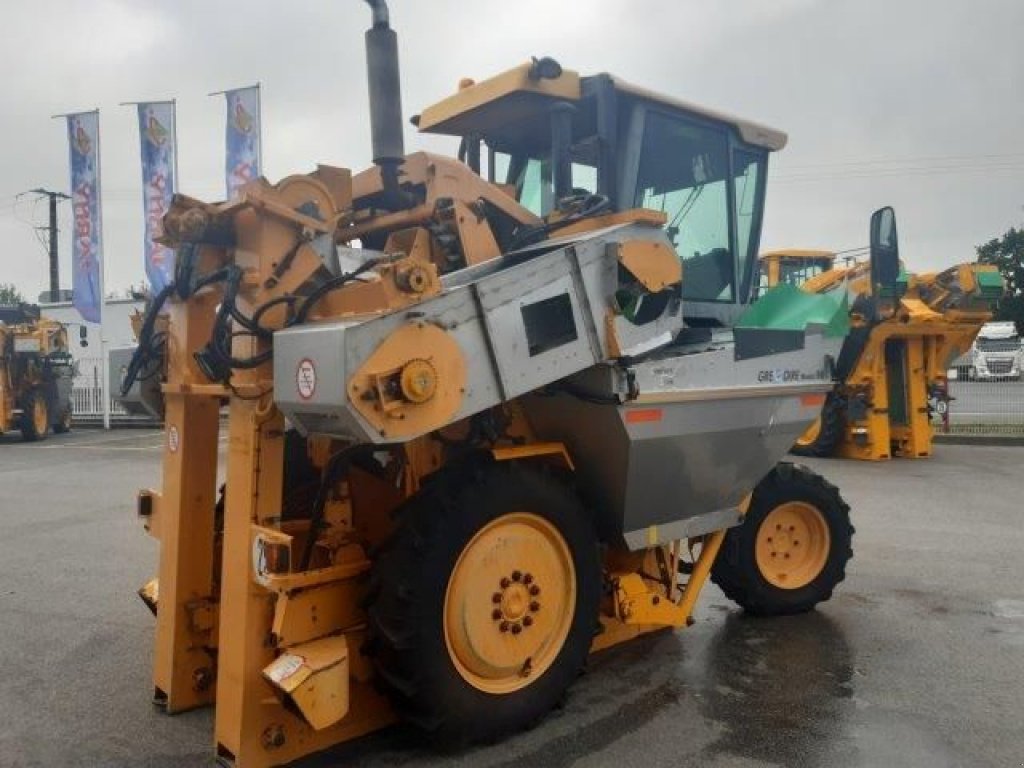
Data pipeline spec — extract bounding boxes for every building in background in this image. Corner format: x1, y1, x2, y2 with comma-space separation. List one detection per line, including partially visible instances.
38, 296, 144, 418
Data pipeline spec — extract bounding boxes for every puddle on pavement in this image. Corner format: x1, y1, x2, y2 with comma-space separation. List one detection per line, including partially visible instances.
693, 610, 858, 766
988, 599, 1024, 647
991, 598, 1024, 620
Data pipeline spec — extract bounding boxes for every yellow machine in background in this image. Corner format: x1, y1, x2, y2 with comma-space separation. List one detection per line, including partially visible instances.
0, 303, 74, 441
757, 245, 1002, 460
118, 3, 883, 766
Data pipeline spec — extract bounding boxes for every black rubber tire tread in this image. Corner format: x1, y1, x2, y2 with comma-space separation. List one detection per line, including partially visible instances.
53, 404, 72, 434
365, 459, 601, 748
711, 462, 853, 616
790, 392, 844, 458
19, 389, 49, 442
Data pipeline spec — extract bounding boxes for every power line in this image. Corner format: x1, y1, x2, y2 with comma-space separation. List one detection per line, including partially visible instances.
780, 151, 1024, 172
773, 164, 1024, 184
773, 152, 1024, 184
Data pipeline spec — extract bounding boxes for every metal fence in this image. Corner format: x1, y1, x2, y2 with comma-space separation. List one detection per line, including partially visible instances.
71, 356, 128, 419
71, 387, 129, 418
936, 353, 1024, 436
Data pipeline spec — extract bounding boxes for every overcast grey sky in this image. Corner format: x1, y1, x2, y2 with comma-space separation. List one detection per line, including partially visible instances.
1, 0, 1021, 308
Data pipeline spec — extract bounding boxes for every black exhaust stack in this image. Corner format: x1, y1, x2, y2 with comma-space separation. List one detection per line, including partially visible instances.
363, 0, 408, 206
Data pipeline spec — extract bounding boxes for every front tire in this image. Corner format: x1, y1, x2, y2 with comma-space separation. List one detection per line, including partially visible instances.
366, 461, 600, 747
711, 463, 852, 616
20, 389, 50, 442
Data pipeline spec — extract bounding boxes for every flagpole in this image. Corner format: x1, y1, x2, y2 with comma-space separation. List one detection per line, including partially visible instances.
255, 82, 263, 174
118, 100, 175, 106
207, 84, 260, 97
94, 112, 109, 430
171, 99, 180, 193
50, 109, 98, 119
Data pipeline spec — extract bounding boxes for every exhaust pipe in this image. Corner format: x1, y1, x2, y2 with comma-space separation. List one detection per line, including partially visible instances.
363, 0, 408, 206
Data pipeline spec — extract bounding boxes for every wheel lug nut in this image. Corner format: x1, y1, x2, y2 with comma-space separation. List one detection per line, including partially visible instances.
512, 570, 522, 582
530, 601, 540, 612
523, 615, 533, 627
510, 623, 522, 635
492, 609, 503, 621
500, 577, 511, 589
529, 585, 540, 596
523, 573, 533, 585
499, 621, 510, 633
492, 592, 502, 604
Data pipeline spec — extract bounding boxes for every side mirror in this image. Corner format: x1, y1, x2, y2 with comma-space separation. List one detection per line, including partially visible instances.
79, 326, 89, 348
869, 206, 900, 289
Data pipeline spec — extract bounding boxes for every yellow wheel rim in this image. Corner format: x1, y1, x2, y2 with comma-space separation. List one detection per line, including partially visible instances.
32, 398, 48, 435
755, 502, 830, 589
795, 417, 821, 447
443, 512, 575, 694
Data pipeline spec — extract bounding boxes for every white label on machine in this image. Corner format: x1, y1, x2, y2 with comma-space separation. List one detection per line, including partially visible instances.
265, 653, 305, 684
14, 338, 41, 353
167, 425, 180, 453
296, 358, 317, 400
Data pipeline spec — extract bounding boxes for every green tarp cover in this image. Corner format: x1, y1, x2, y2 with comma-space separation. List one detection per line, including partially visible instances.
737, 283, 849, 338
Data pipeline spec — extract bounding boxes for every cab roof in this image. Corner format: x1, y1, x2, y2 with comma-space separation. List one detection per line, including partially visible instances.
608, 77, 787, 151
417, 62, 787, 152
760, 249, 836, 260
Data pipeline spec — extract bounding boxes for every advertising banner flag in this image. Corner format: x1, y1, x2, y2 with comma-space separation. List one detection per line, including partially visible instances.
223, 85, 261, 199
65, 111, 103, 324
137, 101, 177, 292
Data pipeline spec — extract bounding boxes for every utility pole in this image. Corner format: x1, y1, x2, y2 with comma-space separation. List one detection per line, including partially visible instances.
28, 188, 70, 302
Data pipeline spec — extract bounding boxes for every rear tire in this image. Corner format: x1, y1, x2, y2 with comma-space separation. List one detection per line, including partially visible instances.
20, 389, 50, 442
711, 463, 852, 616
791, 393, 844, 458
53, 404, 72, 434
366, 460, 600, 747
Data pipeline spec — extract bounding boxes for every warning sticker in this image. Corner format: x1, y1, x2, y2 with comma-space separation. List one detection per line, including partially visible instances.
296, 358, 316, 400
167, 425, 180, 453
266, 653, 305, 684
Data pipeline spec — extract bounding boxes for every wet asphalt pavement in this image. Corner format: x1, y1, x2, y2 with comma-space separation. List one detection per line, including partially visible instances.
0, 429, 1022, 767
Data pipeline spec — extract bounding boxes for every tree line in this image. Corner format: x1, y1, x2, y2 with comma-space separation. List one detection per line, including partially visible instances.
977, 228, 1024, 332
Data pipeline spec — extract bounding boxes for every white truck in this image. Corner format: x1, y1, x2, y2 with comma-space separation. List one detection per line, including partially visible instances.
969, 321, 1022, 381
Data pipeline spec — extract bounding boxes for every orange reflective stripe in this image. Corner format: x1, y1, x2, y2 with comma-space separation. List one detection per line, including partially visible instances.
800, 393, 826, 407
625, 408, 663, 424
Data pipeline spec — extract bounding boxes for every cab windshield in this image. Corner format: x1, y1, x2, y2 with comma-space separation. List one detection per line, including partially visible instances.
754, 256, 833, 299
777, 256, 833, 286
632, 111, 765, 305
484, 97, 769, 315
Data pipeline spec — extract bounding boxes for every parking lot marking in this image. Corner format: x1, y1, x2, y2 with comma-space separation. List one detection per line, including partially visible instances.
72, 442, 166, 452
34, 431, 228, 452
49, 431, 166, 447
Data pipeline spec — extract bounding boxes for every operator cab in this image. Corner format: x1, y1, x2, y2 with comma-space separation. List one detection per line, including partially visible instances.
416, 60, 786, 326
755, 250, 837, 299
